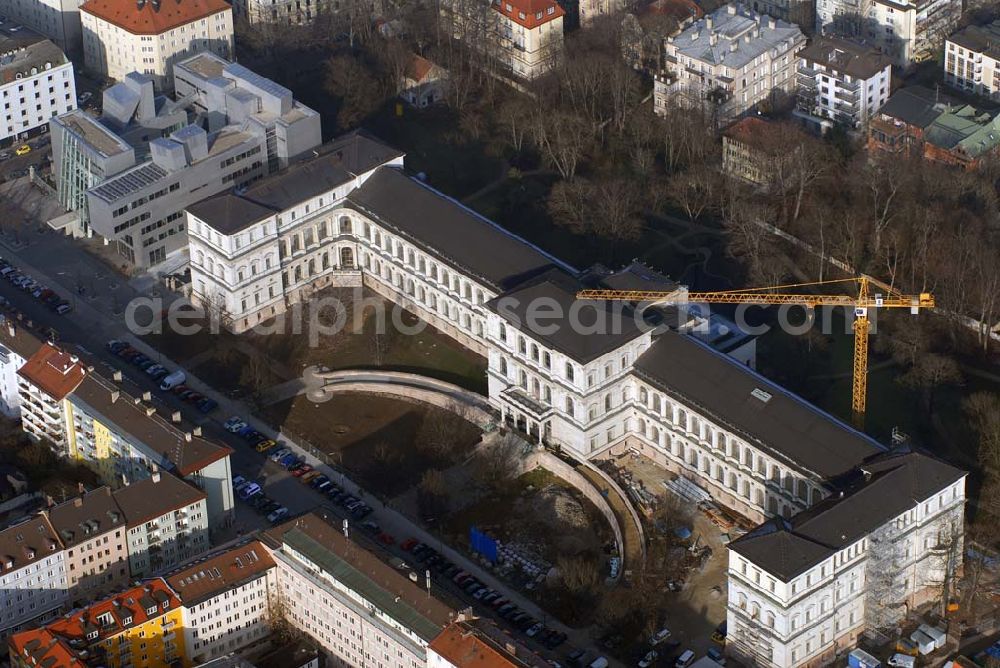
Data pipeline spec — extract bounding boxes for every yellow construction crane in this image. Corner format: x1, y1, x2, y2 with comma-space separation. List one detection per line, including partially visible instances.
577, 276, 935, 429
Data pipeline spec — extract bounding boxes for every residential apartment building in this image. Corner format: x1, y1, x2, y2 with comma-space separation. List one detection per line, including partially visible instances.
9, 579, 184, 668
264, 511, 461, 667
944, 21, 1000, 101
11, 328, 234, 523
44, 486, 129, 605
3, 0, 86, 56
49, 56, 320, 269
0, 322, 35, 419
795, 36, 892, 130
721, 117, 800, 185
441, 0, 565, 80
429, 621, 547, 667
166, 540, 276, 664
0, 515, 67, 639
655, 4, 806, 123
868, 85, 1000, 169
229, 0, 332, 24
80, 0, 233, 91
0, 27, 76, 145
727, 450, 965, 668
16, 342, 87, 450
819, 0, 961, 68
748, 0, 813, 35
114, 471, 210, 577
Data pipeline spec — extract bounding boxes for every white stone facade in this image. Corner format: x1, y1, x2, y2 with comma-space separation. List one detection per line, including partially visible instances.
0, 43, 76, 145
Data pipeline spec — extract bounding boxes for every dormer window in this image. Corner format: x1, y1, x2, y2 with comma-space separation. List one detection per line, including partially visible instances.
86, 630, 98, 641
122, 616, 133, 625
146, 606, 157, 615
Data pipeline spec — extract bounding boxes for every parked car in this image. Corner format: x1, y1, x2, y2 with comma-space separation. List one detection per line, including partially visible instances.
14, 144, 30, 156
267, 507, 288, 524
224, 416, 247, 432
706, 648, 726, 666
638, 652, 658, 668
239, 483, 262, 500
196, 398, 217, 413
232, 475, 246, 489
675, 651, 695, 668
651, 629, 671, 646
160, 369, 185, 391
269, 448, 290, 462
255, 440, 276, 453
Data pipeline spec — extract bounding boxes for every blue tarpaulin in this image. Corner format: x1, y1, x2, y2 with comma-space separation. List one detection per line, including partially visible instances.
470, 526, 498, 563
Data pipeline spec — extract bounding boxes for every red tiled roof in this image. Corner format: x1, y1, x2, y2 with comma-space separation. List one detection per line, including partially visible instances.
80, 0, 230, 35
429, 622, 531, 667
17, 343, 86, 401
8, 629, 85, 668
493, 0, 564, 29
407, 54, 437, 83
722, 116, 803, 150
166, 540, 275, 606
9, 580, 180, 661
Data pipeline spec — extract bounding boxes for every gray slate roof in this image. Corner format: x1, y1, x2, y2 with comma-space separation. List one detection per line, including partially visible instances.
487, 268, 649, 364
347, 167, 567, 292
187, 193, 275, 235
730, 450, 966, 580
878, 86, 953, 128
241, 132, 404, 211
634, 332, 882, 479
670, 4, 804, 69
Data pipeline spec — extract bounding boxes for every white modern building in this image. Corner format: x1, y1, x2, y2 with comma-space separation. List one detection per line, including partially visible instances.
727, 451, 966, 668
440, 0, 565, 80
945, 21, 1000, 101
80, 0, 233, 91
0, 515, 68, 639
818, 0, 961, 67
264, 511, 461, 668
0, 27, 76, 145
115, 471, 210, 577
167, 540, 276, 664
795, 36, 892, 130
655, 3, 806, 123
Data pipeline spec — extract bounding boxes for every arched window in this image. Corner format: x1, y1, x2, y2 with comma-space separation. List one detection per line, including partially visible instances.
340, 247, 355, 268
639, 387, 648, 404
339, 216, 352, 234
565, 363, 574, 382
565, 397, 574, 416
194, 250, 204, 265
499, 357, 508, 375
604, 394, 612, 411
766, 612, 775, 628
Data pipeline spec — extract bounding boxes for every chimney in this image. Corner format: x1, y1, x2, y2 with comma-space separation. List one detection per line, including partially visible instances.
705, 15, 713, 29
192, 426, 202, 437
145, 406, 155, 417
111, 390, 120, 403
184, 432, 192, 442
727, 3, 736, 13
730, 40, 738, 52
142, 391, 151, 401
768, 16, 776, 28
171, 411, 181, 423
45, 495, 54, 508
6, 322, 13, 338
710, 32, 718, 46
113, 370, 122, 382
151, 471, 160, 483
73, 497, 83, 508
77, 482, 85, 495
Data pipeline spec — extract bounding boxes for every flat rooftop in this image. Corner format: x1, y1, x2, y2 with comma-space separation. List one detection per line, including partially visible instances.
55, 111, 132, 159
179, 51, 227, 79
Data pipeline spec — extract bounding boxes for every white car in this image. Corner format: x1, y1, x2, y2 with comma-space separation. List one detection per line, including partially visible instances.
525, 622, 543, 637
224, 416, 247, 432
639, 651, 658, 668
650, 628, 671, 645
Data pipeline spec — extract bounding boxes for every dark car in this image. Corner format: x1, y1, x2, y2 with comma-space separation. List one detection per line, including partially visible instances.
197, 398, 218, 413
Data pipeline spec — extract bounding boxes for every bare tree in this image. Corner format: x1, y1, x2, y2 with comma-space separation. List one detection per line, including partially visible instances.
471, 433, 524, 491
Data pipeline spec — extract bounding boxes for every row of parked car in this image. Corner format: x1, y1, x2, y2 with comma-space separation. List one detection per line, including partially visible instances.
0, 262, 72, 314
398, 538, 567, 650
106, 340, 218, 413
231, 475, 289, 524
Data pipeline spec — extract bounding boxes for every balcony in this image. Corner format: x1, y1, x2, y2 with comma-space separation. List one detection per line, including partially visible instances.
835, 87, 858, 103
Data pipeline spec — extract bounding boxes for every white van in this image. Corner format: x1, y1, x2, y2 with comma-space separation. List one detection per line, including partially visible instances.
588, 658, 608, 668
676, 650, 696, 668
888, 654, 915, 668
